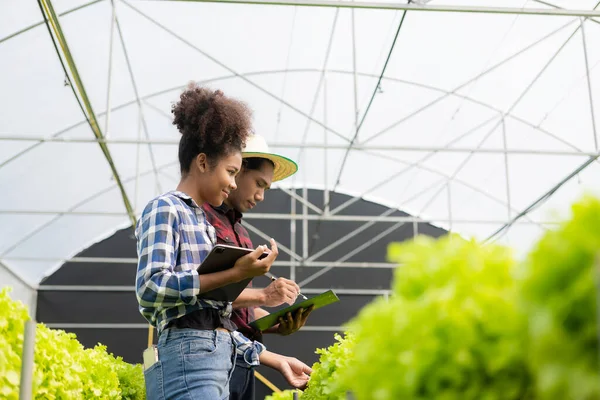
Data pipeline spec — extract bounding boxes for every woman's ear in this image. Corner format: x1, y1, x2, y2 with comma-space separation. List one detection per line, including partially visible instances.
195, 153, 208, 173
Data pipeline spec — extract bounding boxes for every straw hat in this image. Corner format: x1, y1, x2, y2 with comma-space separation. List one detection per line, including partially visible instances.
242, 135, 298, 182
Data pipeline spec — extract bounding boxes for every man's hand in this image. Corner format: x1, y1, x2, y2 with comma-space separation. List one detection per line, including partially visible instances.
263, 278, 301, 307
276, 305, 314, 336
277, 356, 312, 389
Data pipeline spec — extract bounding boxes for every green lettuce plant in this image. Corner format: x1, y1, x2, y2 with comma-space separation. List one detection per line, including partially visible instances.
339, 235, 530, 400
521, 196, 600, 399
0, 288, 145, 399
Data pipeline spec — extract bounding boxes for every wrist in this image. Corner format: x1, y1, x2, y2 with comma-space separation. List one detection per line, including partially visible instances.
257, 289, 268, 306
262, 324, 280, 334
227, 267, 245, 283
259, 350, 279, 369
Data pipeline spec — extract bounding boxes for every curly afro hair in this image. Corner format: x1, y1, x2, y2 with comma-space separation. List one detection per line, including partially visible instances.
172, 83, 252, 175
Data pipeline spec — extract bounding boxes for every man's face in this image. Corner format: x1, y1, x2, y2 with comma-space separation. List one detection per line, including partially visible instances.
227, 160, 274, 213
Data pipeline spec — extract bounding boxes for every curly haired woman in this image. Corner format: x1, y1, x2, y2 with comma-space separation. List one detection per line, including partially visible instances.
135, 84, 278, 399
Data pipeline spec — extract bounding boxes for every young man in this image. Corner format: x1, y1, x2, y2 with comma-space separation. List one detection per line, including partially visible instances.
203, 135, 314, 400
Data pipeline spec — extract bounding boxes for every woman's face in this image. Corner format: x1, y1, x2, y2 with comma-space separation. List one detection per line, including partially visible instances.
198, 151, 243, 207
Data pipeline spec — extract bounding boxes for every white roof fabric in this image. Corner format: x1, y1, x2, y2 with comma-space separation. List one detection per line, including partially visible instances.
1, 0, 600, 290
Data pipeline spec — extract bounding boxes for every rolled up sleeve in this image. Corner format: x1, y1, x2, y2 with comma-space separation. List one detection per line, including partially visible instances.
135, 198, 200, 324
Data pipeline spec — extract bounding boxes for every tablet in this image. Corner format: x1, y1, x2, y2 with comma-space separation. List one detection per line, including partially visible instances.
248, 290, 340, 331
197, 244, 267, 302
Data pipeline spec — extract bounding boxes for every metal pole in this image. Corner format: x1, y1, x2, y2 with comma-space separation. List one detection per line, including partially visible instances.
121, 0, 348, 144
104, 0, 116, 139
0, 262, 36, 292
303, 179, 456, 263
293, 9, 339, 175
3, 137, 596, 156
244, 221, 303, 261
417, 24, 582, 219
446, 182, 453, 232
135, 102, 143, 209
19, 320, 36, 400
501, 118, 512, 243
38, 285, 392, 295
351, 4, 359, 133
291, 189, 297, 281
329, 116, 500, 216
581, 18, 599, 152
113, 11, 163, 195
44, 322, 349, 331
416, 123, 499, 222
154, 0, 600, 17
323, 73, 330, 215
37, 0, 137, 228
0, 209, 560, 224
299, 219, 407, 286
277, 187, 322, 214
305, 207, 397, 262
362, 19, 577, 146
303, 186, 308, 260
9, 258, 398, 268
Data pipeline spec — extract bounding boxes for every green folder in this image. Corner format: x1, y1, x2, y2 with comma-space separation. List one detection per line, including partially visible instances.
249, 290, 340, 331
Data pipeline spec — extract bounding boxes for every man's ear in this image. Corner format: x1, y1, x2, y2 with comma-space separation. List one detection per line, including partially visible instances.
195, 153, 208, 173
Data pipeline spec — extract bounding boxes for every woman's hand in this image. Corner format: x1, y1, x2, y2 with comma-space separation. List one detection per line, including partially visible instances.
277, 356, 312, 389
233, 238, 278, 280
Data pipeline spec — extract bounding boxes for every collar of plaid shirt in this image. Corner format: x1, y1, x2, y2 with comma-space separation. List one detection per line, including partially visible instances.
203, 203, 252, 248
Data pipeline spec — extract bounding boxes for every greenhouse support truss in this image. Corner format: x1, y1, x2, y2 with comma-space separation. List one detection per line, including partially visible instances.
3, 1, 600, 396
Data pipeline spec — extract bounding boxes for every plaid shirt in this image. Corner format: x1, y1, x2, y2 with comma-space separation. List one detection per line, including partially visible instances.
135, 191, 265, 365
202, 203, 263, 342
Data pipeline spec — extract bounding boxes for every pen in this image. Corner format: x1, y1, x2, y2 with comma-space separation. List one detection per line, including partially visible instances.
266, 272, 308, 300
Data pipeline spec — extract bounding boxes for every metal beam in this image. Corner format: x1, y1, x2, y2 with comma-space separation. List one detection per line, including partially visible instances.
2, 135, 597, 156
485, 154, 599, 243
7, 256, 396, 268
112, 5, 163, 194
446, 183, 453, 232
276, 186, 323, 214
0, 0, 104, 45
298, 216, 409, 286
362, 18, 578, 146
104, 0, 116, 139
0, 209, 561, 225
1, 11, 580, 178
3, 48, 584, 171
417, 22, 582, 220
329, 22, 585, 219
38, 285, 391, 295
532, 0, 600, 25
415, 122, 501, 221
581, 18, 599, 152
0, 261, 37, 291
298, 181, 452, 282
290, 189, 297, 281
331, 8, 409, 195
328, 116, 500, 216
156, 0, 600, 17
292, 9, 339, 172
121, 0, 350, 144
43, 322, 347, 332
243, 221, 303, 262
37, 0, 136, 228
304, 208, 398, 263
501, 118, 512, 224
